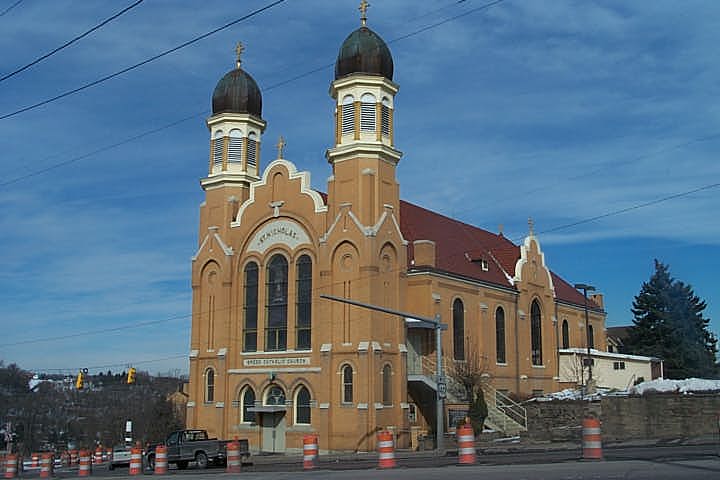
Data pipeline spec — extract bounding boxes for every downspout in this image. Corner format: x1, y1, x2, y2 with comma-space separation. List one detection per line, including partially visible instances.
514, 292, 520, 394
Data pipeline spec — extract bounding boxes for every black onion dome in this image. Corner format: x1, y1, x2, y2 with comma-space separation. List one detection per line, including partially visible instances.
212, 67, 262, 117
335, 26, 393, 80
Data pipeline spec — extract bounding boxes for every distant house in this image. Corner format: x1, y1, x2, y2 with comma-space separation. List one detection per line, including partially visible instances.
167, 382, 189, 426
558, 348, 663, 391
606, 326, 632, 354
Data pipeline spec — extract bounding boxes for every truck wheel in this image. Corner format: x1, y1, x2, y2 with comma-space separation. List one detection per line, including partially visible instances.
195, 452, 208, 469
176, 461, 188, 470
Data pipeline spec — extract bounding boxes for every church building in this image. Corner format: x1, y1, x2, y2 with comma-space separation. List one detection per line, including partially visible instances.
186, 4, 606, 453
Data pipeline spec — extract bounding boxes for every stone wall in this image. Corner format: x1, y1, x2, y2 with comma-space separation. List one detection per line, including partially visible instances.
525, 394, 720, 443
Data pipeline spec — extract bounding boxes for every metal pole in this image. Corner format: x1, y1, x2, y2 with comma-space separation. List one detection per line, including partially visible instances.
574, 284, 595, 394
319, 294, 447, 455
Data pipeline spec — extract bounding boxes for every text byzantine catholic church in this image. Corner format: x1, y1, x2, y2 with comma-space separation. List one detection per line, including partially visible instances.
187, 3, 605, 453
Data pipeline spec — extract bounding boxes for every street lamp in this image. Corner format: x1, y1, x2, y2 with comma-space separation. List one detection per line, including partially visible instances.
573, 283, 595, 392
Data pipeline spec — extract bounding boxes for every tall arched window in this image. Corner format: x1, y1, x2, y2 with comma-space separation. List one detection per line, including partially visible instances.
240, 387, 255, 423
381, 97, 391, 137
294, 386, 311, 425
453, 298, 465, 361
212, 130, 224, 168
342, 364, 353, 403
243, 262, 258, 352
588, 324, 595, 349
228, 129, 243, 163
531, 300, 543, 365
247, 132, 257, 167
360, 93, 376, 132
382, 364, 392, 406
341, 95, 355, 135
562, 320, 569, 349
266, 255, 288, 351
295, 255, 312, 350
495, 307, 506, 364
205, 368, 215, 403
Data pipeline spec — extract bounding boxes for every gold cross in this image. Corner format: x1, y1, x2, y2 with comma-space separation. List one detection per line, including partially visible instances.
277, 136, 286, 158
528, 217, 534, 236
359, 0, 369, 26
235, 42, 244, 68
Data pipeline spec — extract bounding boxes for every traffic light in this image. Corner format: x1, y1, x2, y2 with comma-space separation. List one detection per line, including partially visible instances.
127, 367, 136, 384
75, 370, 85, 390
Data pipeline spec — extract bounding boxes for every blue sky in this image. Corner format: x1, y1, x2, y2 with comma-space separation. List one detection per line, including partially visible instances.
1, 0, 718, 376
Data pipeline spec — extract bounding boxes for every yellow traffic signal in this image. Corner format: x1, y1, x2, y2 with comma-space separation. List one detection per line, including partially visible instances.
75, 370, 85, 390
127, 367, 136, 384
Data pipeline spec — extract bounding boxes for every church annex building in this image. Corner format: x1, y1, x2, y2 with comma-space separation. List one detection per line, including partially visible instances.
186, 7, 606, 453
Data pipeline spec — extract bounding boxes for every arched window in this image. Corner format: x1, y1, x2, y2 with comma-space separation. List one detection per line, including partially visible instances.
588, 324, 595, 349
205, 368, 215, 403
360, 93, 376, 132
247, 132, 257, 167
342, 364, 353, 403
381, 97, 391, 136
240, 387, 255, 423
295, 255, 312, 350
243, 262, 258, 352
341, 95, 355, 135
562, 320, 569, 349
294, 386, 311, 424
453, 298, 465, 361
531, 300, 543, 365
264, 384, 285, 406
212, 130, 224, 167
496, 307, 506, 364
266, 255, 288, 351
382, 364, 392, 406
228, 129, 243, 163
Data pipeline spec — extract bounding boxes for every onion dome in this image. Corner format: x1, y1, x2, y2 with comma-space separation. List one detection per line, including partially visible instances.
212, 67, 262, 117
335, 26, 394, 81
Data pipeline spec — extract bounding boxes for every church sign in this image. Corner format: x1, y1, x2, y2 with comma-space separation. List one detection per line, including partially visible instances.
243, 357, 311, 367
247, 219, 311, 254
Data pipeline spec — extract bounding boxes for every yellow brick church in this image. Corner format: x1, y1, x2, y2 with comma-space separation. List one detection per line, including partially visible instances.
186, 5, 605, 453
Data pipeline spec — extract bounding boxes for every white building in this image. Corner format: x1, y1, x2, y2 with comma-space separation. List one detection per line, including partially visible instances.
558, 348, 663, 391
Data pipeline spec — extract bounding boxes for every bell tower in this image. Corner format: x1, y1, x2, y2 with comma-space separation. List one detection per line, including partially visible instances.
200, 43, 267, 233
326, 3, 402, 227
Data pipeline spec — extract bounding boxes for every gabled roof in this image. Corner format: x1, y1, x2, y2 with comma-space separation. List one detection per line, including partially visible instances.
317, 192, 599, 310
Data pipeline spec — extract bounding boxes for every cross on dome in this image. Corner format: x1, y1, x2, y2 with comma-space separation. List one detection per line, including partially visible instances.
235, 42, 244, 68
359, 0, 369, 26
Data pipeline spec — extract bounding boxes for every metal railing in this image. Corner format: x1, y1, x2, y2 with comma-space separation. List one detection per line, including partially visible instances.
482, 384, 527, 432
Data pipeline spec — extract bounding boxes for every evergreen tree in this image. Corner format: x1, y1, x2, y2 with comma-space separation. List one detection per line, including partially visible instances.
626, 260, 718, 379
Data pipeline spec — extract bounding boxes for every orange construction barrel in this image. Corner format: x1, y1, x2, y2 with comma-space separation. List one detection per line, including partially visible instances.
128, 447, 142, 475
39, 453, 53, 479
3, 455, 17, 479
154, 445, 168, 475
582, 417, 603, 460
78, 450, 91, 476
377, 430, 396, 469
302, 434, 319, 470
456, 423, 476, 464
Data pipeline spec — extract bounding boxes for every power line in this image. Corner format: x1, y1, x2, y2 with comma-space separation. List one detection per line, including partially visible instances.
0, 0, 146, 83
0, 0, 22, 17
0, 0, 288, 121
1, 0, 506, 186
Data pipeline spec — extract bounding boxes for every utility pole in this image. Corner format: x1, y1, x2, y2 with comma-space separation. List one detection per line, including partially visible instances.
320, 294, 448, 455
574, 283, 595, 394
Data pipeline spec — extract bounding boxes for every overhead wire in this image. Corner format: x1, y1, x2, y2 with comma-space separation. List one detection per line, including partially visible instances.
0, 0, 146, 83
0, 0, 22, 17
0, 0, 288, 121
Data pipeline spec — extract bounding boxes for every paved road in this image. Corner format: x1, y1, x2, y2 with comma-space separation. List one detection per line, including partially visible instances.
26, 444, 719, 479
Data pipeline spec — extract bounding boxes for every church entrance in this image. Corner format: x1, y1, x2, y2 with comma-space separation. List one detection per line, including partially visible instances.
260, 412, 286, 453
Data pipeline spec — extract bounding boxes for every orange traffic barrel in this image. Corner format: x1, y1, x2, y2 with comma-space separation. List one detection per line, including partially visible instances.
94, 448, 103, 464
39, 453, 53, 478
226, 440, 241, 473
582, 417, 603, 460
456, 423, 476, 464
31, 453, 40, 468
302, 434, 319, 470
78, 450, 91, 476
70, 450, 78, 467
377, 430, 396, 469
128, 447, 142, 475
3, 454, 17, 479
154, 445, 168, 475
